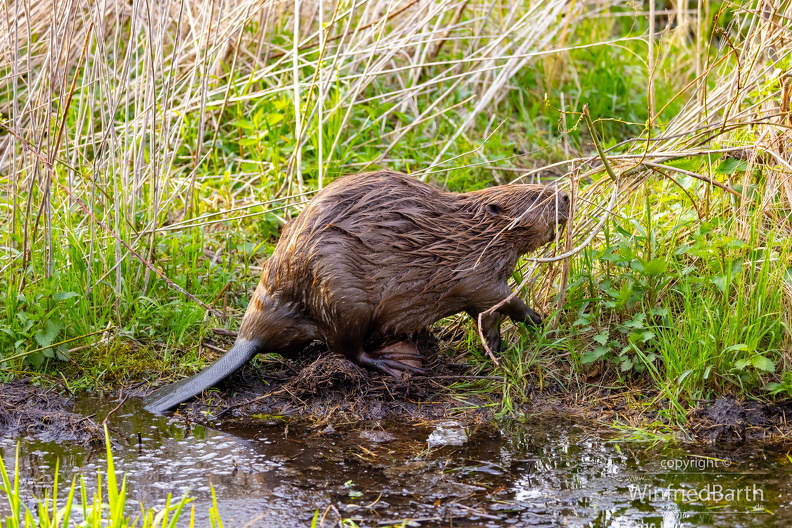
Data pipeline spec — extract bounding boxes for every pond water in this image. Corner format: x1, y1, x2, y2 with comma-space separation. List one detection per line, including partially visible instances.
1, 396, 791, 527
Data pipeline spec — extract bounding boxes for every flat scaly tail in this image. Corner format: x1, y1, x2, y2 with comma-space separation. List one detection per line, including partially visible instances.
144, 339, 260, 413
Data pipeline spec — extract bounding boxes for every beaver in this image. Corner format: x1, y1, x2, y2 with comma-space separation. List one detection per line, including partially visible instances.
144, 170, 569, 413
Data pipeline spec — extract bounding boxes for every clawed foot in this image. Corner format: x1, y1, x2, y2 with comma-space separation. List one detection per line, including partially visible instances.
357, 341, 424, 378
525, 306, 543, 326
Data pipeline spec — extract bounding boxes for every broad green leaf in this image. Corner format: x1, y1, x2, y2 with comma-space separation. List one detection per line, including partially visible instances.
716, 158, 748, 174
53, 291, 79, 301
642, 258, 667, 277
573, 315, 591, 327
764, 382, 783, 394
267, 113, 284, 126
598, 246, 622, 262
711, 275, 728, 294
581, 346, 609, 364
593, 330, 609, 346
751, 355, 775, 373
34, 320, 62, 348
640, 331, 655, 343
229, 119, 254, 130
620, 358, 634, 372
668, 157, 703, 172
623, 313, 646, 329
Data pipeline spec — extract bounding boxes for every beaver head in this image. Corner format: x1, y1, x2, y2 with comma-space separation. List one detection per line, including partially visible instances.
463, 183, 570, 254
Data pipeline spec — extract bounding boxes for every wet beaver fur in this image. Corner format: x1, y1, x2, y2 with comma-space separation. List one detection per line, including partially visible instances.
145, 170, 569, 412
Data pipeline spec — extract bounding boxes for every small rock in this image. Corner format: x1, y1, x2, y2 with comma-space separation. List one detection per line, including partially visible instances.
321, 424, 336, 435
427, 421, 468, 447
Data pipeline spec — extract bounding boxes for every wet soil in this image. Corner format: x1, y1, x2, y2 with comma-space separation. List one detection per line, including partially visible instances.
166, 342, 498, 425
4, 340, 792, 527
3, 340, 792, 446
690, 395, 792, 443
0, 379, 102, 444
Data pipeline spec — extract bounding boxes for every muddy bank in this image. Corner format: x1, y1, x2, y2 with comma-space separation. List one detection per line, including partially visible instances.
689, 395, 792, 443
526, 386, 792, 444
0, 379, 102, 444
3, 341, 792, 445
3, 401, 790, 528
136, 339, 792, 444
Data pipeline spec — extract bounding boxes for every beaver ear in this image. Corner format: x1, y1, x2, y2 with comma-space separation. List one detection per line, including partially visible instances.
485, 203, 503, 217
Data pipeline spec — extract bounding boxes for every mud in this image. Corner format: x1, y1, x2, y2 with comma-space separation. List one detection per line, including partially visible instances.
3, 343, 792, 445
690, 395, 792, 443
161, 335, 496, 425
0, 379, 102, 444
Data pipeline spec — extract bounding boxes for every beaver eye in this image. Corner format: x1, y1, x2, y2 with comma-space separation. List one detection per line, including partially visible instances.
485, 203, 503, 216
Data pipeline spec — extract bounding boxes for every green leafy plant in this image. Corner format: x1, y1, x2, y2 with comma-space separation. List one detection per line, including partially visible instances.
0, 283, 79, 368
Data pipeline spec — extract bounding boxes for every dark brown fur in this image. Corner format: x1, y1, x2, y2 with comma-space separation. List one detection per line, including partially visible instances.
239, 170, 568, 374
145, 170, 568, 412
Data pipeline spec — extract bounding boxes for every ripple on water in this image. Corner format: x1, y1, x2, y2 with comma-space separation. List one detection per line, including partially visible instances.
2, 396, 791, 527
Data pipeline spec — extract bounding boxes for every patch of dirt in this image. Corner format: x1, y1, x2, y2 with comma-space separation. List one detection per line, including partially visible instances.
172, 335, 496, 424
689, 395, 792, 443
5, 339, 792, 445
0, 379, 102, 444
530, 386, 792, 444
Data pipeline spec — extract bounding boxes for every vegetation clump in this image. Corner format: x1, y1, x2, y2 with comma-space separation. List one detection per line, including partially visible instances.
0, 0, 790, 428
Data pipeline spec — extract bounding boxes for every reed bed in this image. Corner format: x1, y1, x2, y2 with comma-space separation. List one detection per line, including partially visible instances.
525, 0, 792, 412
0, 0, 588, 370
1, 0, 790, 412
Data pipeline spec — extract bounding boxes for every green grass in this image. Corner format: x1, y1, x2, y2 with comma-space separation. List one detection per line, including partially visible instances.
486, 159, 792, 421
1, 0, 790, 423
0, 427, 215, 528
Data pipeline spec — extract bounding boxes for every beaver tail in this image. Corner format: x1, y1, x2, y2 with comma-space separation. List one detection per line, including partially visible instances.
144, 339, 260, 413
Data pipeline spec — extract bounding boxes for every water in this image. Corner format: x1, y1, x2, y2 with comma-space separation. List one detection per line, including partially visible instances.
1, 395, 791, 527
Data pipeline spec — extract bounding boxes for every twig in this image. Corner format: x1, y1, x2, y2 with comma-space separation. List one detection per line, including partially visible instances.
426, 375, 505, 381
212, 328, 239, 337
215, 389, 283, 416
378, 518, 443, 526
201, 341, 227, 354
102, 395, 128, 425
582, 105, 619, 183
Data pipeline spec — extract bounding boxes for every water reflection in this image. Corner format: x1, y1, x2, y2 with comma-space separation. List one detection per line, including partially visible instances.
1, 396, 790, 527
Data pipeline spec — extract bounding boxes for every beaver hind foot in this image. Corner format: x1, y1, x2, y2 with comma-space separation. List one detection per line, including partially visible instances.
358, 341, 424, 378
